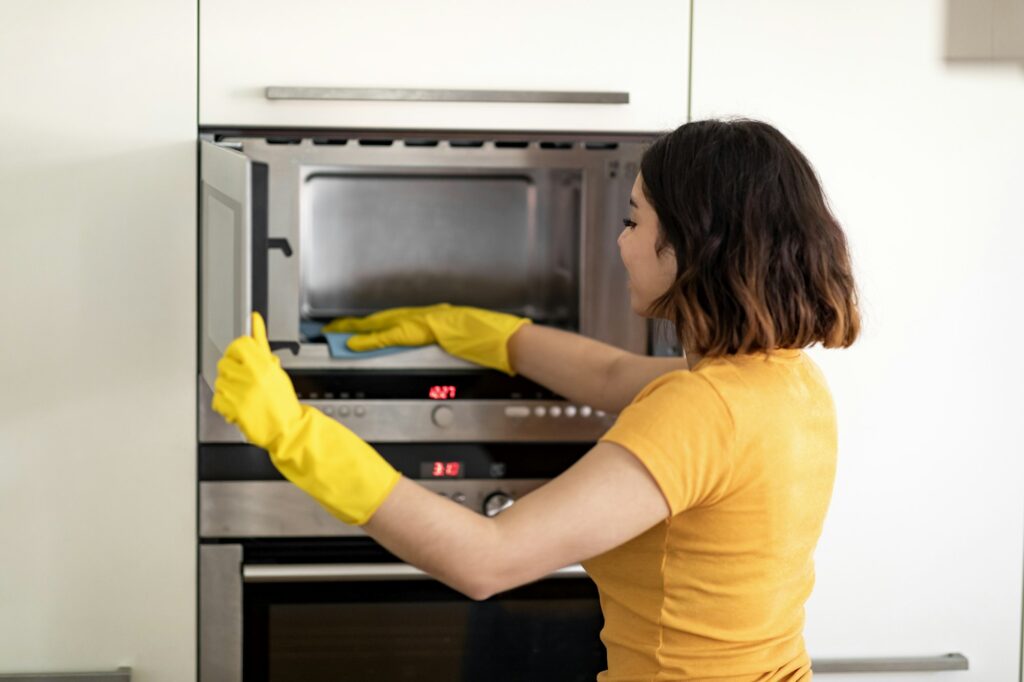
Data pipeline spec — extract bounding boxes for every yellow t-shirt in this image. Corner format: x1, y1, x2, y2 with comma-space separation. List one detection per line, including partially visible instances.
585, 350, 837, 681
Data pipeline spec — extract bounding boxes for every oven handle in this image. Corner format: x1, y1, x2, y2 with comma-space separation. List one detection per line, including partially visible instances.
243, 562, 587, 583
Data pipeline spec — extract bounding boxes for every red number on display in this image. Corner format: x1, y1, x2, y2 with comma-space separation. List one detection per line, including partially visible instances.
428, 385, 457, 400
432, 462, 445, 477
444, 462, 461, 477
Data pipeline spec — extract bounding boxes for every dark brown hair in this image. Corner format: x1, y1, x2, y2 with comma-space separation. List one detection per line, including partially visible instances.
641, 119, 860, 356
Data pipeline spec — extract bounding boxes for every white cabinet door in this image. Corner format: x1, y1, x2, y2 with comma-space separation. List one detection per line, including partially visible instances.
200, 0, 689, 131
690, 1, 1024, 680
0, 2, 197, 680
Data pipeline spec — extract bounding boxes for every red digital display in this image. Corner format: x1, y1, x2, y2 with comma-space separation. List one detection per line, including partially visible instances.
421, 461, 464, 478
428, 385, 457, 400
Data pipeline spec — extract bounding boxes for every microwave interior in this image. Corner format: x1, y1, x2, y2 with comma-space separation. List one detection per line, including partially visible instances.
200, 133, 649, 378
300, 168, 580, 327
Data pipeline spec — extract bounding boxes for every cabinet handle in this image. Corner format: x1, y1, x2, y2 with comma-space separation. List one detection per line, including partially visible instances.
244, 562, 587, 582
812, 654, 968, 673
0, 669, 131, 681
265, 86, 628, 105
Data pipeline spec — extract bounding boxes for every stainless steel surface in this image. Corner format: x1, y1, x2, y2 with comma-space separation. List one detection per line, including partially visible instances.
812, 653, 969, 673
0, 671, 130, 682
483, 491, 515, 517
201, 480, 547, 538
198, 377, 244, 442
265, 87, 629, 104
215, 136, 646, 361
201, 395, 616, 444
199, 140, 252, 392
303, 400, 615, 442
277, 343, 477, 370
301, 169, 577, 319
199, 545, 243, 682
244, 562, 588, 582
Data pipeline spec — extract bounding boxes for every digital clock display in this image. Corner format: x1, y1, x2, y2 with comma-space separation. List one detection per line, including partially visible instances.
428, 385, 457, 400
420, 461, 464, 479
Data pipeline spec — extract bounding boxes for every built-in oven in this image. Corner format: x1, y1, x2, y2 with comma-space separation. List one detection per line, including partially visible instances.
200, 442, 606, 682
197, 129, 668, 681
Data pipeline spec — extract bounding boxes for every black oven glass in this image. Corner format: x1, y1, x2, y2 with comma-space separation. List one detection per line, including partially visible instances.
244, 578, 605, 681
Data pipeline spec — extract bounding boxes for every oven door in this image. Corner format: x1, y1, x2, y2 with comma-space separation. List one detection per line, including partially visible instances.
201, 542, 605, 682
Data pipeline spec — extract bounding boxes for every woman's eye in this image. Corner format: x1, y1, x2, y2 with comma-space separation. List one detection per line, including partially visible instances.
622, 218, 637, 229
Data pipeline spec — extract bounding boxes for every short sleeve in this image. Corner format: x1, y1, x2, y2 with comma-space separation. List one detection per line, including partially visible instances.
599, 372, 735, 516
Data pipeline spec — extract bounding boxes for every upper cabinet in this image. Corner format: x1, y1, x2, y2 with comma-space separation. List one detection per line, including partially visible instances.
199, 0, 690, 132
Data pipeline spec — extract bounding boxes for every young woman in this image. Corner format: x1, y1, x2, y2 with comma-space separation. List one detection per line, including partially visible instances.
212, 119, 859, 681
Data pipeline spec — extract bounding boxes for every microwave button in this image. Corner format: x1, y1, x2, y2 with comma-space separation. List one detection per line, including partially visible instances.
533, 406, 547, 417
564, 405, 577, 418
323, 406, 335, 416
549, 406, 562, 417
432, 405, 455, 428
579, 405, 592, 418
452, 492, 467, 505
504, 406, 530, 418
338, 406, 351, 417
354, 406, 366, 418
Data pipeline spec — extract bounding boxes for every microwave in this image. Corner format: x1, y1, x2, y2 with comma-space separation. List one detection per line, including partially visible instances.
198, 129, 666, 444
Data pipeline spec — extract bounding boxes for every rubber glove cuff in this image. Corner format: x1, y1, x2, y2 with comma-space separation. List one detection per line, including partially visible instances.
269, 406, 402, 525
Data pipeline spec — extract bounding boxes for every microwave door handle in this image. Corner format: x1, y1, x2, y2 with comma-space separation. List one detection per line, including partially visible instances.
243, 563, 588, 583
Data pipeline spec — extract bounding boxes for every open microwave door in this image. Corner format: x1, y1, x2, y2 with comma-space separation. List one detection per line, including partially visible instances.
200, 141, 254, 391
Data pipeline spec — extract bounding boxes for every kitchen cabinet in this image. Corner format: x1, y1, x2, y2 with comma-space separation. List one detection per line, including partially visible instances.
0, 1, 197, 680
200, 0, 690, 132
690, 1, 1024, 679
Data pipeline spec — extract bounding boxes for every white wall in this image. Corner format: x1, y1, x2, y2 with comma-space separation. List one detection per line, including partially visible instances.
691, 1, 1024, 680
0, 2, 196, 679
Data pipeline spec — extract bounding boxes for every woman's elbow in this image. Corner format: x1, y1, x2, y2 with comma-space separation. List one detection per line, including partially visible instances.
450, 567, 518, 601
456, 574, 503, 601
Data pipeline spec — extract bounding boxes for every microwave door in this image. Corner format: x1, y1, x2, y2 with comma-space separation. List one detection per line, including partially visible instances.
200, 140, 264, 391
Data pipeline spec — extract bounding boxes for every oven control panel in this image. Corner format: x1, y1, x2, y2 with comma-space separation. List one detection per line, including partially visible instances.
307, 400, 615, 442
201, 479, 550, 538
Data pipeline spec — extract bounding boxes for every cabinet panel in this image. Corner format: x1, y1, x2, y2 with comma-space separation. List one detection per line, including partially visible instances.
0, 1, 196, 679
690, 2, 1024, 680
200, 0, 689, 131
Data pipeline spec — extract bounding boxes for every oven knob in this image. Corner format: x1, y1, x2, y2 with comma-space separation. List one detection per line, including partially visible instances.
483, 492, 515, 517
432, 405, 455, 428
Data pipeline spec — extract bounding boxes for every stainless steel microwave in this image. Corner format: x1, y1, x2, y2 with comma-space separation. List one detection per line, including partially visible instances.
199, 130, 652, 387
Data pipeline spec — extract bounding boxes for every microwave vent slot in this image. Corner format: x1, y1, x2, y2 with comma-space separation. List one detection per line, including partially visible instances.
494, 141, 530, 149
449, 140, 485, 148
358, 139, 395, 147
312, 137, 350, 146
539, 141, 574, 150
266, 136, 302, 145
403, 139, 440, 147
585, 142, 619, 150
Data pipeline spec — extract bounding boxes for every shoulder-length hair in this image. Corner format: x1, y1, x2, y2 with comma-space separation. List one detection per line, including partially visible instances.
641, 119, 860, 356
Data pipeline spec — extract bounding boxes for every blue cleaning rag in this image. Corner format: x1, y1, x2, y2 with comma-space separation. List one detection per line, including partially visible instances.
300, 320, 424, 359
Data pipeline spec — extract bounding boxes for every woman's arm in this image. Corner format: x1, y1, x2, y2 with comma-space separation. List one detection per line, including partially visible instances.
363, 440, 670, 600
508, 324, 689, 413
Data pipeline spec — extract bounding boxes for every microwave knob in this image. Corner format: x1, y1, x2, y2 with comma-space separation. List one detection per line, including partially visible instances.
483, 492, 515, 518
431, 405, 455, 428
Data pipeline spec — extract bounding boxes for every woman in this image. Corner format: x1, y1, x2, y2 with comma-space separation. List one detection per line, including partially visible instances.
213, 119, 859, 681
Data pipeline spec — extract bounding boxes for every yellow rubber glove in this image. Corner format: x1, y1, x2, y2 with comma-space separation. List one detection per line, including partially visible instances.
212, 313, 401, 525
322, 303, 531, 375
